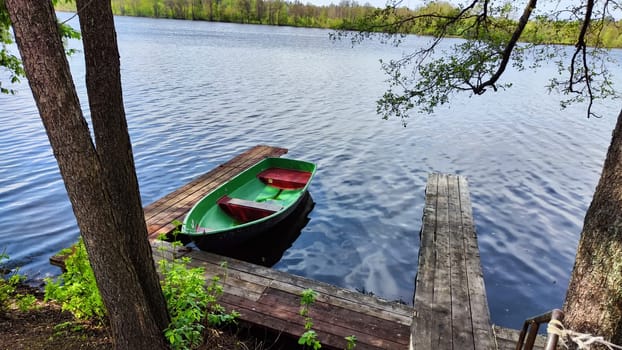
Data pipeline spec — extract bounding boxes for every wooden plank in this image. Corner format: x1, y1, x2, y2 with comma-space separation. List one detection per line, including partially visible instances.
150, 240, 192, 261
184, 249, 414, 325
412, 174, 496, 350
430, 174, 452, 349
145, 166, 234, 225
178, 251, 409, 349
492, 325, 547, 350
153, 231, 410, 349
218, 293, 397, 350
411, 172, 439, 349
144, 145, 273, 217
458, 176, 496, 349
259, 288, 410, 347
447, 174, 475, 350
184, 255, 268, 302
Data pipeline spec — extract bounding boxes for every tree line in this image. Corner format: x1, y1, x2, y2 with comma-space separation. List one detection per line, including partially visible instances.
55, 0, 622, 48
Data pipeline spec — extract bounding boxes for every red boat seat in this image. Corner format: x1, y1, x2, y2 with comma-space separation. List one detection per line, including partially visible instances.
257, 168, 312, 190
217, 196, 283, 223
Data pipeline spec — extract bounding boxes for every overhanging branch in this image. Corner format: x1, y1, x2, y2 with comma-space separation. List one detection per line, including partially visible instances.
472, 0, 538, 94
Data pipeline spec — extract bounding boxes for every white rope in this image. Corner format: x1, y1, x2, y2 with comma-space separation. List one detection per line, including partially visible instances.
548, 319, 622, 350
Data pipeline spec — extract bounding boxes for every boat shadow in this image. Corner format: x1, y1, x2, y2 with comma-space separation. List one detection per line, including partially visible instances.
174, 192, 315, 268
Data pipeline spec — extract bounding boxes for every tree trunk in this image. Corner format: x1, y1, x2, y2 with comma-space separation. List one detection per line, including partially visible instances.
564, 108, 622, 346
5, 1, 169, 348
75, 0, 171, 343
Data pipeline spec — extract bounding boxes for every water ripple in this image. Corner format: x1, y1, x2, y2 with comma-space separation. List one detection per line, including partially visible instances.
1, 14, 620, 328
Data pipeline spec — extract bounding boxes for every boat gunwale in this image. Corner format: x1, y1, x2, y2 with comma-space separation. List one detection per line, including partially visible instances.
181, 157, 316, 236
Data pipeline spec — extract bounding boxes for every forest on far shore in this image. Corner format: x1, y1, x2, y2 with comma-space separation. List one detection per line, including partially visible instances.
56, 0, 622, 48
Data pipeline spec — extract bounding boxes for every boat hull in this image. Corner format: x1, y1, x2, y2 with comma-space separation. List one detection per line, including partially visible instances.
190, 190, 310, 251
181, 157, 316, 250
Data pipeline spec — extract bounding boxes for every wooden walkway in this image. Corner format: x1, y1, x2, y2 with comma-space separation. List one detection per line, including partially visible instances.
412, 173, 495, 349
412, 173, 544, 350
51, 145, 543, 349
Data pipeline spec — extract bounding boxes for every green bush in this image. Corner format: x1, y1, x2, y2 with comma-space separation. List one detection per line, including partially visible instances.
158, 243, 239, 350
45, 237, 239, 349
0, 251, 18, 314
0, 251, 37, 314
44, 239, 106, 323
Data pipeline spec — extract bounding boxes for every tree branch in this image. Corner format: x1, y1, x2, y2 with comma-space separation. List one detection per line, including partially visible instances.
569, 0, 595, 117
472, 0, 538, 94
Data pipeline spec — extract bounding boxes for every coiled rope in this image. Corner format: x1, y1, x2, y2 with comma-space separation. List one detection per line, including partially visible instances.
547, 319, 622, 349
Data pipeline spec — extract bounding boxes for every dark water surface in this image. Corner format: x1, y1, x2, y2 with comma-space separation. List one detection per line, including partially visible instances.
1, 14, 620, 329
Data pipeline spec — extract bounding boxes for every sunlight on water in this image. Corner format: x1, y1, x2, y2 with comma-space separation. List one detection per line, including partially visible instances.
0, 13, 620, 328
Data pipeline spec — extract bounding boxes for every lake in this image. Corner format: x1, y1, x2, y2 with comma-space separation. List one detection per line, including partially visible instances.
1, 13, 620, 329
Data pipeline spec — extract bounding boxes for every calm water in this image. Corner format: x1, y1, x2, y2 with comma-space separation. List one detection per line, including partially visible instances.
1, 14, 620, 329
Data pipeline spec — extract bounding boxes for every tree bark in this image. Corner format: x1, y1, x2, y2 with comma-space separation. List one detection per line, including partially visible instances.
5, 1, 169, 348
75, 0, 171, 343
564, 108, 622, 347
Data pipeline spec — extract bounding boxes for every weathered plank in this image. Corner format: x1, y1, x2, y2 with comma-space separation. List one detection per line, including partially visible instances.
411, 173, 495, 350
144, 145, 284, 220
185, 249, 413, 325
448, 174, 475, 350
432, 174, 453, 349
458, 176, 496, 349
259, 288, 409, 348
153, 241, 413, 350
493, 325, 547, 350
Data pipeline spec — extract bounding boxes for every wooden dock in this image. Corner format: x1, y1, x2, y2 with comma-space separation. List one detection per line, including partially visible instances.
52, 145, 543, 349
412, 173, 494, 349
153, 242, 413, 349
412, 173, 544, 350
145, 146, 413, 349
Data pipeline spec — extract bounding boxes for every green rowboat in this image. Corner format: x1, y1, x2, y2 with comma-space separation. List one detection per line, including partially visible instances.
181, 157, 316, 250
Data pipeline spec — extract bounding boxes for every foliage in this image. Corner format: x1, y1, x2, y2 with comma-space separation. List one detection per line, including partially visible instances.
339, 0, 621, 122
299, 330, 322, 350
0, 252, 38, 315
345, 335, 357, 349
106, 0, 377, 28
297, 288, 357, 350
0, 252, 16, 313
15, 293, 36, 311
101, 0, 622, 52
159, 255, 208, 349
45, 238, 239, 349
158, 242, 239, 350
0, 0, 80, 94
298, 288, 322, 349
0, 0, 24, 94
44, 239, 106, 323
